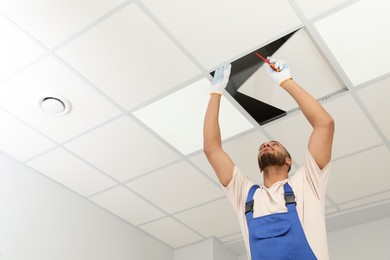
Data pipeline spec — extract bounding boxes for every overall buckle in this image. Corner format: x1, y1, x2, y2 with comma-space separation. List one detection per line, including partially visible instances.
245, 200, 254, 214
284, 192, 296, 206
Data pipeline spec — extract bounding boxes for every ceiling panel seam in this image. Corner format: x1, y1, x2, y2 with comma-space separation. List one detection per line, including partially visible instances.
305, 0, 363, 24
51, 0, 135, 51
331, 143, 385, 163
51, 54, 129, 112
0, 10, 49, 50
86, 183, 122, 198
1, 151, 187, 251
288, 0, 354, 91
56, 146, 121, 184
128, 114, 226, 190
326, 196, 341, 211
57, 114, 124, 147
21, 113, 123, 163
135, 215, 168, 227
0, 1, 133, 84
0, 52, 50, 85
0, 106, 61, 154
326, 198, 390, 218
134, 0, 208, 74
119, 159, 183, 184
120, 185, 207, 239
337, 189, 390, 207
219, 231, 242, 241
82, 191, 178, 249
183, 128, 258, 159
352, 72, 390, 91
348, 91, 390, 150
0, 10, 49, 84
171, 237, 210, 251
127, 73, 205, 113
169, 195, 227, 217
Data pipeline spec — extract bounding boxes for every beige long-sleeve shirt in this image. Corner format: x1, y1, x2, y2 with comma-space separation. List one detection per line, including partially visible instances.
223, 151, 331, 260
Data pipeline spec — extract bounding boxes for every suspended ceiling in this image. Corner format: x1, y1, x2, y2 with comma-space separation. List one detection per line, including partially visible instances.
1, 0, 390, 254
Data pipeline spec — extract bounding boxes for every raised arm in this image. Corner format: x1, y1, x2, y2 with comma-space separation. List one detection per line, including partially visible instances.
266, 59, 335, 169
203, 64, 234, 187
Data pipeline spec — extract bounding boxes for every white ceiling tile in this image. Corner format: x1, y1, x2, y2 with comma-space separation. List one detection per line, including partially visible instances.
0, 14, 45, 82
322, 94, 383, 159
174, 198, 241, 238
90, 186, 166, 225
357, 77, 390, 140
315, 0, 390, 85
325, 198, 333, 208
141, 0, 301, 68
264, 112, 311, 166
139, 217, 203, 248
1, 0, 388, 249
222, 131, 269, 178
325, 207, 338, 215
338, 190, 390, 210
238, 29, 344, 111
0, 0, 126, 48
0, 56, 121, 142
189, 152, 219, 183
65, 116, 180, 181
133, 78, 254, 155
265, 94, 383, 165
0, 109, 55, 161
27, 148, 117, 196
57, 4, 201, 110
190, 133, 298, 187
293, 0, 350, 19
126, 161, 223, 214
190, 131, 268, 185
219, 232, 243, 243
328, 146, 390, 204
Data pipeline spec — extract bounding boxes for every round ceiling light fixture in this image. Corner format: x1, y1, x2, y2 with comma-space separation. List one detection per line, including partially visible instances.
39, 95, 71, 116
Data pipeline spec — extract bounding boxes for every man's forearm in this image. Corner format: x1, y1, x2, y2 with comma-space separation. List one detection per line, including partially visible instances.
203, 94, 223, 153
281, 79, 334, 128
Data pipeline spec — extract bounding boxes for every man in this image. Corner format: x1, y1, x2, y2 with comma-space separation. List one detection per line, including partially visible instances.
203, 59, 334, 260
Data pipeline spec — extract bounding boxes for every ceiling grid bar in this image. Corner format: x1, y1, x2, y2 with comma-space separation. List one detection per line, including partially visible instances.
134, 0, 208, 74
120, 185, 207, 239
1, 0, 390, 253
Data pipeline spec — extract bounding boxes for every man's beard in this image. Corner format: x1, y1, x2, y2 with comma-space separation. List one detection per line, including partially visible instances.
258, 152, 286, 171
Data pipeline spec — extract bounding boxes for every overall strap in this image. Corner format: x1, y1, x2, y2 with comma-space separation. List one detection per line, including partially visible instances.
283, 183, 297, 212
245, 185, 260, 215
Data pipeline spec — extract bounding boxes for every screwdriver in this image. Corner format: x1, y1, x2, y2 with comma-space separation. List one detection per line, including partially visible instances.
255, 52, 281, 72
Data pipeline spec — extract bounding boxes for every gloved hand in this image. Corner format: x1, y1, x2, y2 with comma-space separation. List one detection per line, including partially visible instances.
210, 63, 231, 95
265, 57, 292, 86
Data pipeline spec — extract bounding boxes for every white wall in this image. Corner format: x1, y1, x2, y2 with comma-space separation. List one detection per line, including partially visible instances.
328, 217, 390, 260
174, 237, 236, 260
174, 238, 213, 260
213, 237, 237, 260
237, 254, 248, 260
0, 152, 173, 260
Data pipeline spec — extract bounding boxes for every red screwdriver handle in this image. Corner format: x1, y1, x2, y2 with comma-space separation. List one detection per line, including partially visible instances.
255, 52, 280, 72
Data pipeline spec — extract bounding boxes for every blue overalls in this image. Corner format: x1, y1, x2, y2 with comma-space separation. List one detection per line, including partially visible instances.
245, 183, 317, 260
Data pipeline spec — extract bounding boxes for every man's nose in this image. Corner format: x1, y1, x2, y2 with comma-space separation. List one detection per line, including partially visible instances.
263, 143, 271, 148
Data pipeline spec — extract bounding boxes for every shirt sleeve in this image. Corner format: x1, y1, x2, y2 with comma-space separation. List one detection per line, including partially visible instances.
222, 165, 255, 213
294, 151, 332, 201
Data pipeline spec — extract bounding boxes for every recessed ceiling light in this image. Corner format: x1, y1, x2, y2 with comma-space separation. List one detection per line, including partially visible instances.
39, 95, 71, 116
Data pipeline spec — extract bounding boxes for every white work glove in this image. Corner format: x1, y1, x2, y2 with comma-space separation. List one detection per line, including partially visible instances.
210, 63, 231, 95
265, 57, 292, 86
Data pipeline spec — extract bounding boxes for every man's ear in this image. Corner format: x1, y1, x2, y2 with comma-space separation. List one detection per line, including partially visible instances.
285, 157, 292, 167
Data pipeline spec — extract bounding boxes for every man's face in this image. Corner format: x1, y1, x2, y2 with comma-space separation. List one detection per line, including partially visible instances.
258, 141, 289, 171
